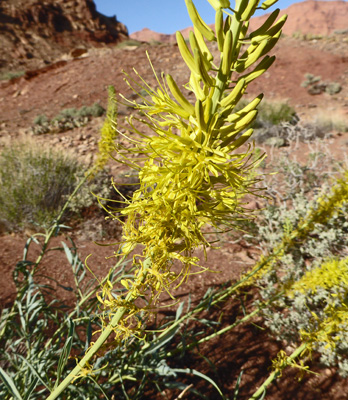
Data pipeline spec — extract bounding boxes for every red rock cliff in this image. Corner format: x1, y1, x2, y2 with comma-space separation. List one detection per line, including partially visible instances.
0, 0, 128, 71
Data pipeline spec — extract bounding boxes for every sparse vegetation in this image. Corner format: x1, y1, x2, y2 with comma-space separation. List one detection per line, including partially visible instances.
53, 103, 105, 121
115, 39, 143, 48
301, 73, 342, 95
33, 114, 49, 126
325, 81, 342, 95
0, 142, 80, 229
233, 99, 298, 146
0, 141, 110, 232
32, 103, 105, 134
312, 112, 348, 133
249, 144, 348, 376
256, 100, 296, 127
149, 39, 163, 46
0, 70, 25, 81
292, 31, 324, 41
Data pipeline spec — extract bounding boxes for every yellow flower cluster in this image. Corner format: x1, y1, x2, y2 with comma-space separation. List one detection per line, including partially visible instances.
271, 348, 313, 379
300, 304, 348, 351
96, 278, 145, 341
288, 257, 348, 296
298, 170, 348, 235
93, 85, 118, 175
46, 2, 289, 398
285, 257, 348, 352
97, 0, 286, 334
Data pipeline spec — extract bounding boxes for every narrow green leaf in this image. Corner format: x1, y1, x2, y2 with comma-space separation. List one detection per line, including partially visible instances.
89, 376, 111, 400
62, 242, 73, 265
143, 324, 180, 355
23, 235, 40, 261
17, 356, 52, 391
54, 319, 75, 390
176, 301, 185, 320
23, 377, 39, 400
85, 318, 92, 352
233, 369, 243, 400
0, 367, 24, 400
173, 368, 226, 399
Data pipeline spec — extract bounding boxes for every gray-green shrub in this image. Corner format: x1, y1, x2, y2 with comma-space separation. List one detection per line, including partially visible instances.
33, 114, 49, 126
301, 73, 342, 95
0, 143, 82, 229
0, 70, 25, 80
0, 142, 109, 231
32, 103, 105, 135
251, 146, 348, 376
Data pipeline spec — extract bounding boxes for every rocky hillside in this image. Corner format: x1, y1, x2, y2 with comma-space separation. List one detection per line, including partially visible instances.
131, 0, 348, 42
250, 0, 348, 36
0, 0, 128, 72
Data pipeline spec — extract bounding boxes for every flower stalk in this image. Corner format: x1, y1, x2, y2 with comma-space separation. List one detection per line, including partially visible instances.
46, 258, 151, 400
46, 0, 286, 397
248, 343, 308, 400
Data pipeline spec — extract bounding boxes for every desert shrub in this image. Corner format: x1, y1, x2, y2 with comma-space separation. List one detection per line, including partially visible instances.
115, 39, 142, 49
0, 142, 109, 231
311, 113, 348, 133
0, 70, 25, 80
250, 146, 348, 376
325, 81, 342, 95
301, 73, 342, 95
334, 29, 348, 35
53, 107, 79, 120
53, 103, 105, 121
149, 39, 163, 46
78, 102, 105, 118
67, 170, 111, 215
0, 143, 80, 229
33, 114, 49, 125
233, 101, 304, 146
292, 32, 324, 41
32, 103, 105, 134
256, 192, 348, 376
257, 101, 296, 126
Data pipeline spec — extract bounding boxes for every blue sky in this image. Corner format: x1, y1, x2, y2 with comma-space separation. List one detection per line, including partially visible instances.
94, 0, 310, 34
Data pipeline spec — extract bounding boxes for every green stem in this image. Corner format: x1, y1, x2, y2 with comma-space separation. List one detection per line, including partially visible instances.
44, 255, 126, 351
164, 290, 283, 358
248, 343, 307, 400
46, 257, 151, 400
166, 305, 261, 358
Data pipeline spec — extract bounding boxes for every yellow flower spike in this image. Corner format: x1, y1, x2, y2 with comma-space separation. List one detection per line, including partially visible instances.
45, 3, 289, 399
91, 86, 118, 176
287, 258, 348, 296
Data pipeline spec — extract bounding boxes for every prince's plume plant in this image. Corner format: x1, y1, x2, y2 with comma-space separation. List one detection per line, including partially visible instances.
47, 0, 286, 398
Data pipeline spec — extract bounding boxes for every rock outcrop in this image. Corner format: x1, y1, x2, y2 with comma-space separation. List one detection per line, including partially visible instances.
0, 0, 128, 72
130, 27, 175, 44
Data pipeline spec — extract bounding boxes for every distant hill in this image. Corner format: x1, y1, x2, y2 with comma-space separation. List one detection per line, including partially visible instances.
250, 0, 348, 36
131, 0, 348, 42
0, 0, 128, 72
